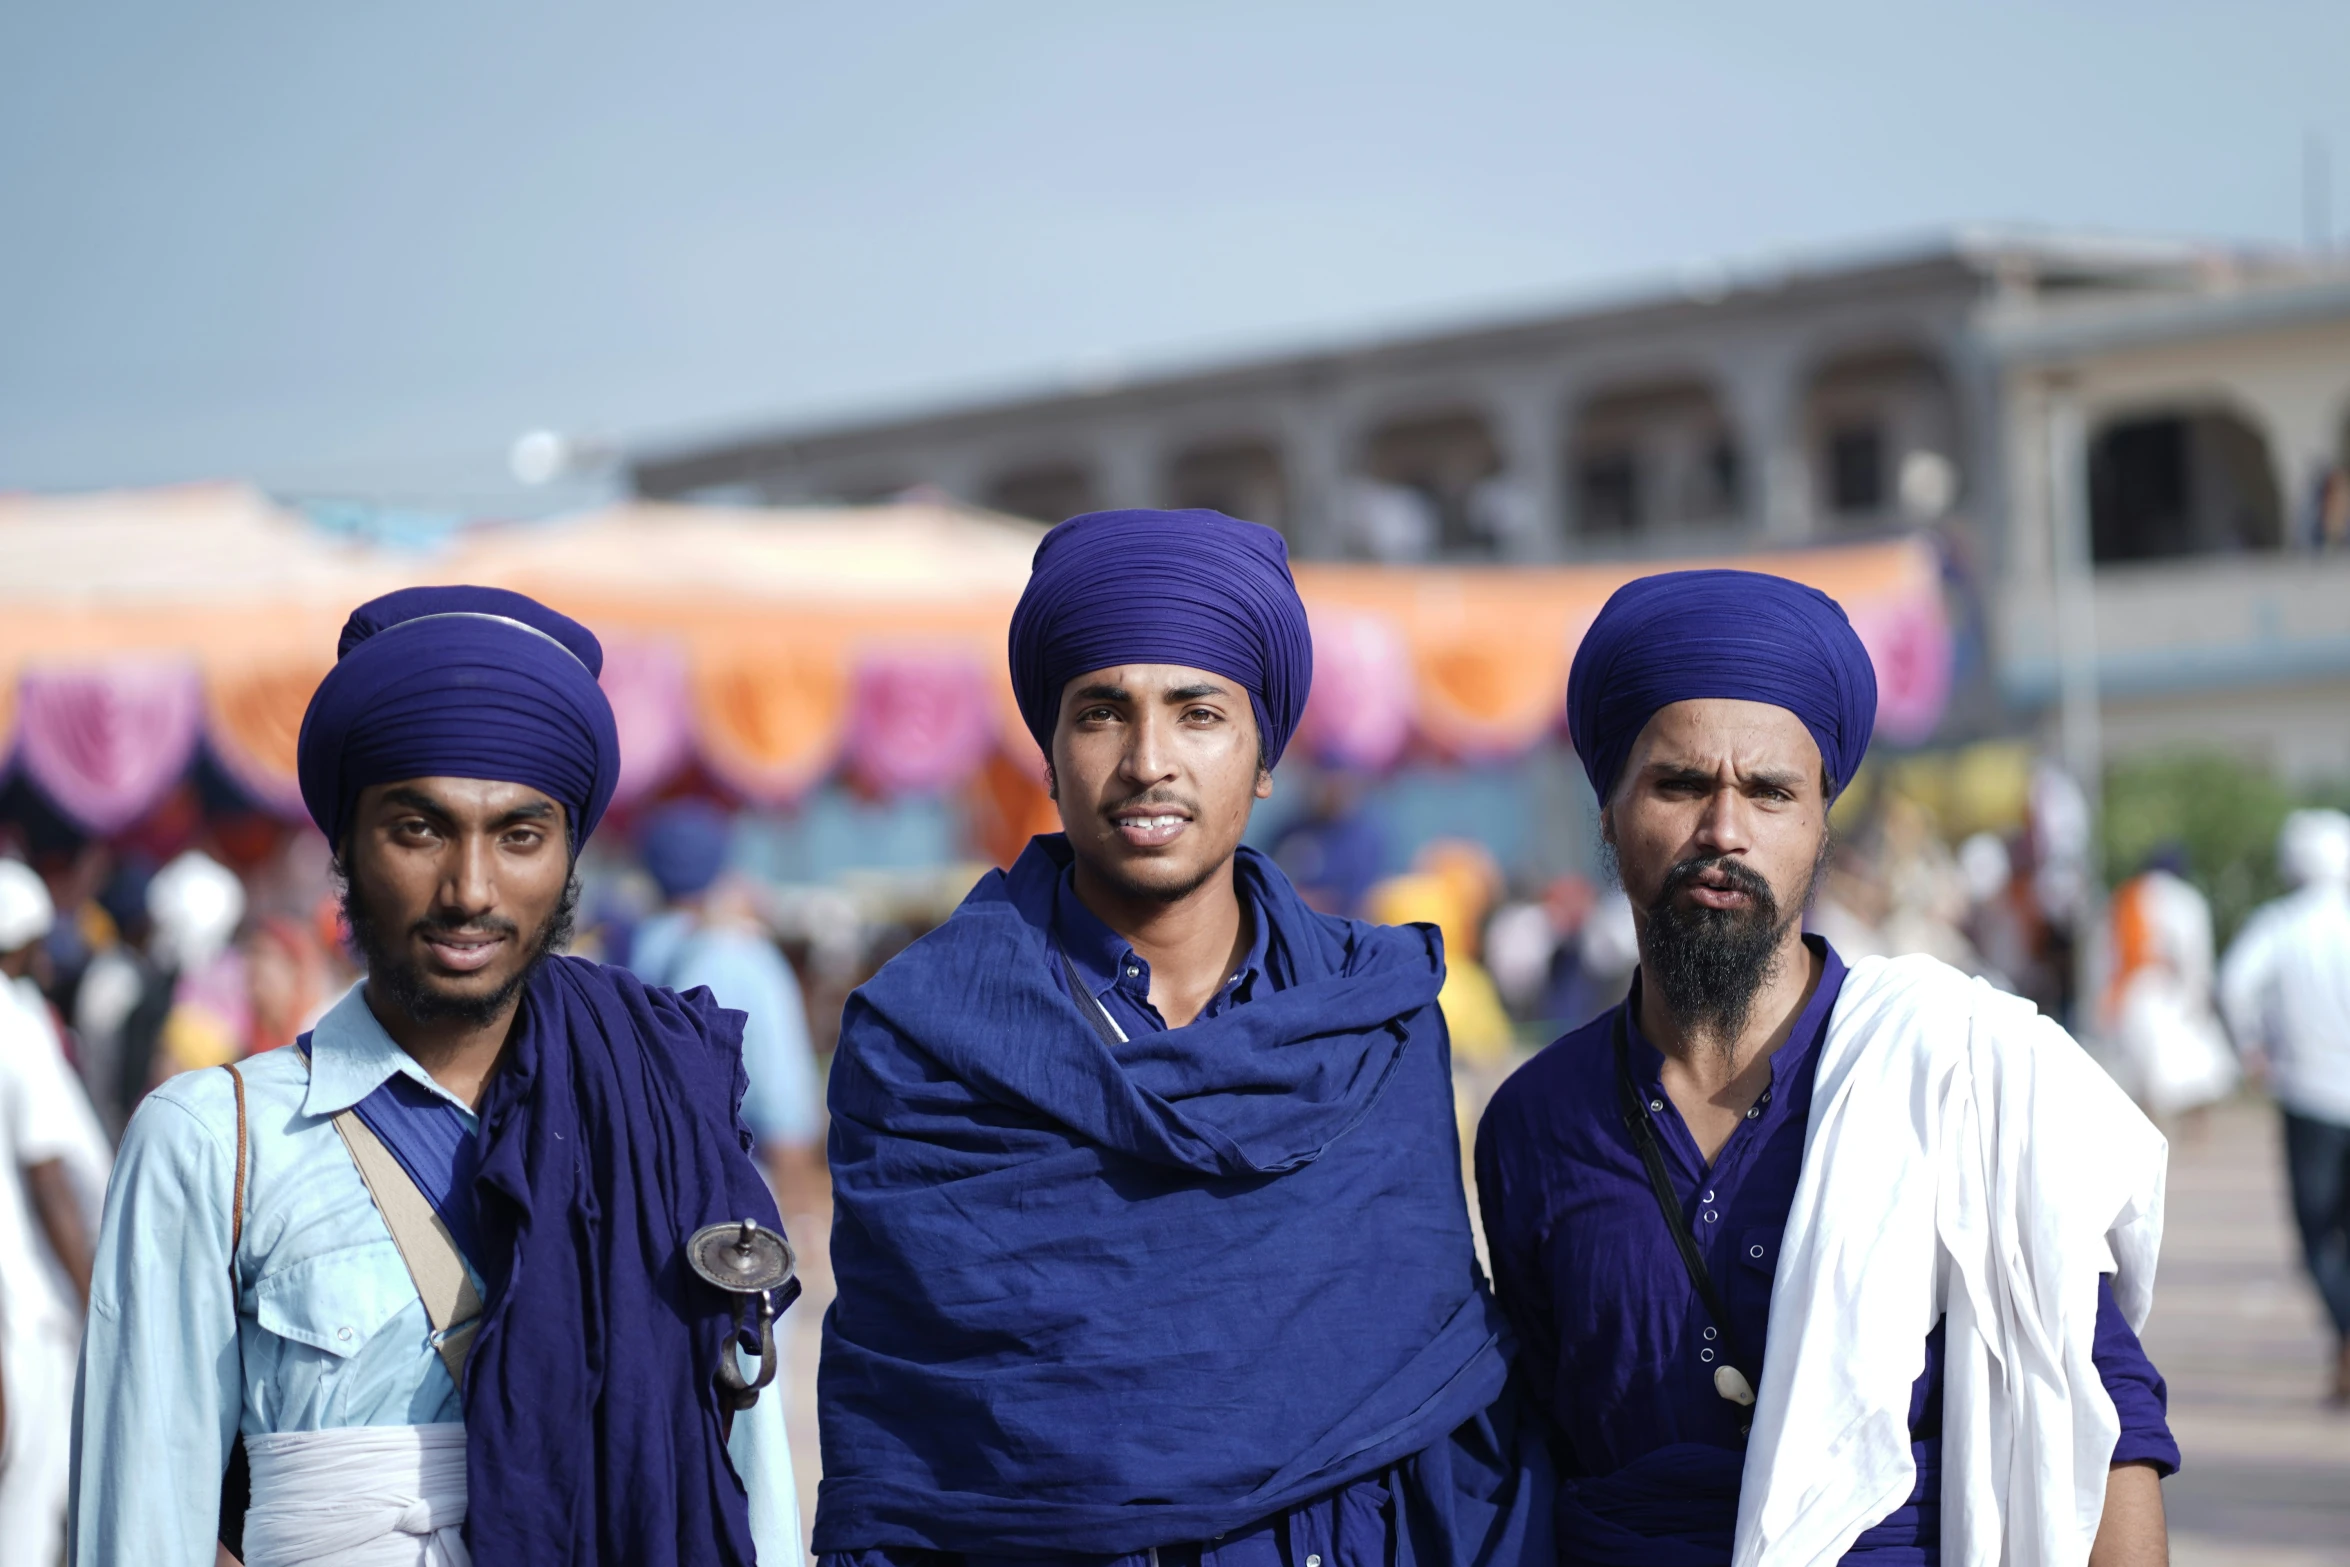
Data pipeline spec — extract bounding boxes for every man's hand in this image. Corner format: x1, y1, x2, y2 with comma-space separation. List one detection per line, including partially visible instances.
2089, 1460, 2168, 1567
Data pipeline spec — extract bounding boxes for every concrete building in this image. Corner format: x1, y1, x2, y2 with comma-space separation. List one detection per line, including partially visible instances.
634, 232, 2350, 776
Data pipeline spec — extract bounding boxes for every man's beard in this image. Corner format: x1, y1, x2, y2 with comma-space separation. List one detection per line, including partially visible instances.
339, 865, 580, 1030
1609, 837, 1831, 1057
1083, 845, 1228, 906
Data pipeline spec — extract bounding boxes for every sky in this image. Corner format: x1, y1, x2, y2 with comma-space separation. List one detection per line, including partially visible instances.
5, 1, 2349, 507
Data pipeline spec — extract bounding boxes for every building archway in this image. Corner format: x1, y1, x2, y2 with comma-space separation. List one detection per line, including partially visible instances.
1165, 437, 1288, 531
985, 460, 1097, 524
1802, 346, 1963, 527
1357, 408, 1504, 558
1563, 378, 1739, 542
2087, 406, 2283, 562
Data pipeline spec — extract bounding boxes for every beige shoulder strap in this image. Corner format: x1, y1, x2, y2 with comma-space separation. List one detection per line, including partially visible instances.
222, 1063, 249, 1264
331, 1109, 484, 1391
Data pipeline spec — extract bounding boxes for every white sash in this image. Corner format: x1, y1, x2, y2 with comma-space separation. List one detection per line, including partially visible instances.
241, 1423, 470, 1567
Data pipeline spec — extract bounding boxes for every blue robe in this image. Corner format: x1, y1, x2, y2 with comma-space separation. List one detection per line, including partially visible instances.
1475, 939, 2178, 1565
815, 836, 1551, 1566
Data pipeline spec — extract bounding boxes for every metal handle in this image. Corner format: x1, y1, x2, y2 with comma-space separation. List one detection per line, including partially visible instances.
715, 1291, 778, 1411
686, 1218, 793, 1412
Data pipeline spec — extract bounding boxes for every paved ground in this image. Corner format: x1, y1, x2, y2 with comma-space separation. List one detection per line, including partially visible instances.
772, 1092, 2350, 1563
2139, 1098, 2350, 1566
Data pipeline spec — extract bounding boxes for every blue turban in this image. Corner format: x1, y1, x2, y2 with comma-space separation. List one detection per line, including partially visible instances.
297, 585, 621, 851
638, 799, 733, 901
1566, 568, 1877, 804
1007, 509, 1313, 766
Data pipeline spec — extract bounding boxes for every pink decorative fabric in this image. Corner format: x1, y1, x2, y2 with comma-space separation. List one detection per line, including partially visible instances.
18, 663, 206, 834
599, 638, 694, 808
1296, 611, 1414, 772
1848, 586, 1955, 747
844, 651, 996, 796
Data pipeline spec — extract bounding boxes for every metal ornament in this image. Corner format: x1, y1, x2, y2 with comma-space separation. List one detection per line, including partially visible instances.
687, 1218, 796, 1294
685, 1219, 797, 1410
1714, 1364, 1757, 1406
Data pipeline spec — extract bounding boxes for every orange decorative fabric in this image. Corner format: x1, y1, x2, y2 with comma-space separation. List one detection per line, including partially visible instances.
689, 651, 849, 805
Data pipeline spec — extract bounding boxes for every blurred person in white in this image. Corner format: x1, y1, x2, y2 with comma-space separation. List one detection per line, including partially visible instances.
73, 850, 250, 1133
2218, 807, 2350, 1404
0, 859, 110, 1565
146, 851, 254, 1074
2101, 845, 2238, 1138
625, 800, 825, 1219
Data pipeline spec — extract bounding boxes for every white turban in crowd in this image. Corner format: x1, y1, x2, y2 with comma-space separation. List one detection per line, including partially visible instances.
146, 851, 245, 972
0, 860, 54, 954
2277, 808, 2350, 890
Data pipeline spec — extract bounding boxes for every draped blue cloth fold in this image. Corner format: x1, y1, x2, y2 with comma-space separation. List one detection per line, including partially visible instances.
1007, 508, 1313, 767
815, 836, 1520, 1557
1552, 1443, 1745, 1567
1565, 568, 1878, 803
463, 955, 792, 1567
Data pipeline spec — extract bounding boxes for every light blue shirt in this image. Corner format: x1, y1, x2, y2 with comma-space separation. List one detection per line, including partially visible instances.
630, 909, 823, 1146
70, 982, 801, 1565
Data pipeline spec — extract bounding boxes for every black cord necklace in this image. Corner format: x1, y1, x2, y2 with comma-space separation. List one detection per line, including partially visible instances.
1612, 1004, 1758, 1407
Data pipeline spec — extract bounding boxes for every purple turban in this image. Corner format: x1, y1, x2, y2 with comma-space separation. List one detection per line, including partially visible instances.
297, 585, 621, 851
1566, 568, 1877, 803
1008, 509, 1313, 766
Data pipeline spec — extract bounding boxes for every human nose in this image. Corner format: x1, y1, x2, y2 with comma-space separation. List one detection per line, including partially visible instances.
1121, 707, 1179, 787
1691, 782, 1754, 856
440, 834, 498, 917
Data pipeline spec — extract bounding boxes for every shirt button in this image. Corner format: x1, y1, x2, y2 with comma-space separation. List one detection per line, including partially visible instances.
1744, 1107, 1761, 1120
1703, 1327, 1718, 1341
1700, 1348, 1716, 1362
337, 1327, 353, 1342
1308, 1556, 1322, 1567
1750, 1244, 1766, 1259
1125, 965, 1140, 978
1648, 1098, 1665, 1113
1703, 1210, 1718, 1223
1701, 1190, 1715, 1203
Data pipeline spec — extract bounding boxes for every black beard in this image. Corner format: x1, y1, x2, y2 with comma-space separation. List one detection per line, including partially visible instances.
339, 863, 580, 1030
1619, 840, 1830, 1058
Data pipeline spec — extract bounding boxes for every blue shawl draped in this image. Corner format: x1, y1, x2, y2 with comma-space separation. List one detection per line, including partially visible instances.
463, 955, 790, 1566
815, 837, 1516, 1557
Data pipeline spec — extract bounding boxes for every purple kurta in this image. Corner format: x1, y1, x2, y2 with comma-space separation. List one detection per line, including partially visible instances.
1475, 938, 2176, 1564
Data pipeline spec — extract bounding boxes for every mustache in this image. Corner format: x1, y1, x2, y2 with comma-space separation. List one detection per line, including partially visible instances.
409, 913, 521, 941
1659, 854, 1776, 904
1105, 792, 1196, 816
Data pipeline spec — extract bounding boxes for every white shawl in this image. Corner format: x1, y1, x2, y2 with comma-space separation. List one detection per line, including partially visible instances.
1731, 954, 2167, 1567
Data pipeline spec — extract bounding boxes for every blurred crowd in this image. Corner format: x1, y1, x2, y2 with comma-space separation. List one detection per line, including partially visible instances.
4, 746, 2350, 1530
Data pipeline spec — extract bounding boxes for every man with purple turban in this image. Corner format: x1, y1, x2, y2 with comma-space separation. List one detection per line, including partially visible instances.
1476, 570, 2177, 1566
72, 587, 800, 1567
816, 510, 1550, 1567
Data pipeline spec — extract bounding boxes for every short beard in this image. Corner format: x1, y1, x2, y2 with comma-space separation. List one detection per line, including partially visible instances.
337, 860, 580, 1031
1605, 833, 1832, 1060
1073, 843, 1230, 906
